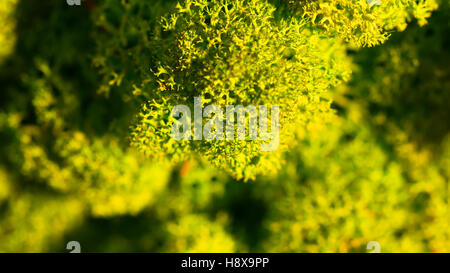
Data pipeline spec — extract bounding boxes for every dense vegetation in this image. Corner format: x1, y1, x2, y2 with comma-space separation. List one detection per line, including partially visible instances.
0, 0, 448, 252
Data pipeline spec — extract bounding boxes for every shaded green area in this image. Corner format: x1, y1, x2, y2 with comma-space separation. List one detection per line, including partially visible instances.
0, 0, 448, 252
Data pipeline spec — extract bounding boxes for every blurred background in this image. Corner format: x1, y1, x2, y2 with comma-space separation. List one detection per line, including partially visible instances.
0, 0, 448, 252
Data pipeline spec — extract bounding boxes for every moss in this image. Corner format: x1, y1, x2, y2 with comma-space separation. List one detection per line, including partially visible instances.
129, 0, 351, 180
0, 0, 448, 253
283, 0, 439, 47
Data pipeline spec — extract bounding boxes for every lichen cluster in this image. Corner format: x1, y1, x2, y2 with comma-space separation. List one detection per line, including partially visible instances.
0, 0, 448, 252
128, 0, 351, 180
283, 0, 439, 47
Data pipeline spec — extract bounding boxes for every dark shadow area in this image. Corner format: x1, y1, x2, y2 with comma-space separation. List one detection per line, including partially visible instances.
339, 4, 450, 157
53, 209, 168, 252
213, 180, 269, 252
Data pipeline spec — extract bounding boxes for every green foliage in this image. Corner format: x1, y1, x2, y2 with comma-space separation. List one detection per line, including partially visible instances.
129, 0, 351, 180
0, 0, 18, 63
337, 1, 450, 152
0, 0, 448, 253
282, 0, 439, 47
259, 117, 449, 252
165, 214, 236, 252
0, 1, 172, 250
92, 0, 178, 98
0, 192, 84, 252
